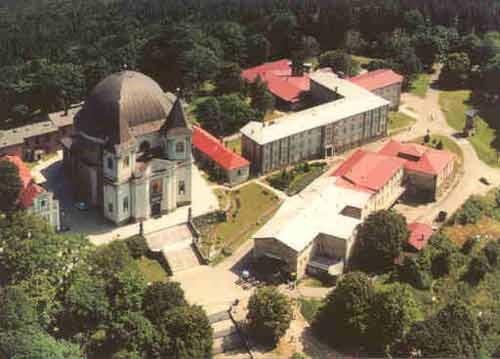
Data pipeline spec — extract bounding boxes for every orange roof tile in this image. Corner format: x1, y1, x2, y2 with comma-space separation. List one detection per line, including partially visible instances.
349, 69, 403, 91
192, 126, 249, 171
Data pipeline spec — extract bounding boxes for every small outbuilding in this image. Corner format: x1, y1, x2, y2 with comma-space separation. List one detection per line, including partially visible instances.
192, 126, 249, 186
406, 222, 434, 252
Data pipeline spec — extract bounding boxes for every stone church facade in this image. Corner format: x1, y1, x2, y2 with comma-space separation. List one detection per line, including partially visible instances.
62, 71, 192, 225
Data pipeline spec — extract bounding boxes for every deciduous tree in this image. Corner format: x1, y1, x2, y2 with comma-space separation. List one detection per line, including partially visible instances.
247, 286, 292, 347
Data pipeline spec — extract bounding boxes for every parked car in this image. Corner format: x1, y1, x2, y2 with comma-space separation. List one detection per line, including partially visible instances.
74, 201, 88, 211
480, 177, 490, 185
436, 210, 447, 222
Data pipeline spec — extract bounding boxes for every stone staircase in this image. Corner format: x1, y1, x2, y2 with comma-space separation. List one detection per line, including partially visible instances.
208, 309, 246, 356
163, 244, 201, 273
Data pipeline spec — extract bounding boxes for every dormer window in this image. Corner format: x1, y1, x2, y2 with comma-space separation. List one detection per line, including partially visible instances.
176, 141, 185, 153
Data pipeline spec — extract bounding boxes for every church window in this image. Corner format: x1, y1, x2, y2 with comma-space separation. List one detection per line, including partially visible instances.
108, 203, 113, 213
176, 141, 185, 153
123, 197, 129, 211
107, 157, 113, 170
123, 156, 130, 168
178, 180, 185, 195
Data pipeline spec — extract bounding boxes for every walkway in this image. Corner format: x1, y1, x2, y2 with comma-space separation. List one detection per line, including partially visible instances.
387, 68, 500, 224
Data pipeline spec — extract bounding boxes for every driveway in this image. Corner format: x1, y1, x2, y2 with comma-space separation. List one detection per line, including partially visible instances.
387, 68, 500, 224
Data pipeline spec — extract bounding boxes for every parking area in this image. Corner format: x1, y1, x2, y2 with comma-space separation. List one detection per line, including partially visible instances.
172, 265, 254, 314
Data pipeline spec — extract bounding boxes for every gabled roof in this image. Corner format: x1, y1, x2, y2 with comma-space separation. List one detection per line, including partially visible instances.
332, 149, 405, 193
378, 140, 455, 176
192, 126, 249, 171
349, 69, 404, 91
241, 59, 310, 103
0, 155, 46, 209
407, 222, 433, 251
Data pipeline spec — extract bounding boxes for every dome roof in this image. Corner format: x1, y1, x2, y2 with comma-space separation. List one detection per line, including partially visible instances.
76, 71, 175, 145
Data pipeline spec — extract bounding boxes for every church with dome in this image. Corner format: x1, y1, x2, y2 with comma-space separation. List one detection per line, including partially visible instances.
61, 71, 192, 225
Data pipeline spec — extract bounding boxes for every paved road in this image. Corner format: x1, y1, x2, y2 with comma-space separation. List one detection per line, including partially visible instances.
389, 68, 500, 224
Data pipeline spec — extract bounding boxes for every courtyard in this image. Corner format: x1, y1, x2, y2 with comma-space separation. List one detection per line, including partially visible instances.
33, 154, 219, 245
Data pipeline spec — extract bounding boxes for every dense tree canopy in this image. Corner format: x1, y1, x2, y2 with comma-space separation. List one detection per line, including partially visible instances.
313, 272, 375, 349
354, 210, 409, 273
401, 301, 482, 357
0, 211, 212, 359
0, 159, 22, 212
0, 0, 498, 128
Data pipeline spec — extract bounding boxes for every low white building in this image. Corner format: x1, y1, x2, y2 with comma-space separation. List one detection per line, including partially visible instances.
253, 177, 371, 279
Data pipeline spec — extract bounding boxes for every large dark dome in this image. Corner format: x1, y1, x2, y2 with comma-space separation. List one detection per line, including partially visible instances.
76, 71, 174, 145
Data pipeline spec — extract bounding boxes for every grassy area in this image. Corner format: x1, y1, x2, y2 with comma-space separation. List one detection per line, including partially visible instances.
440, 89, 500, 167
388, 111, 416, 133
136, 256, 168, 283
409, 73, 431, 98
267, 162, 327, 196
200, 183, 281, 262
351, 54, 379, 66
299, 297, 323, 323
444, 216, 500, 247
411, 134, 464, 166
224, 137, 241, 154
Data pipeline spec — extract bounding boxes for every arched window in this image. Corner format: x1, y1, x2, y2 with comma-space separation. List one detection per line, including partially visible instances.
139, 141, 151, 153
107, 157, 113, 170
176, 141, 185, 153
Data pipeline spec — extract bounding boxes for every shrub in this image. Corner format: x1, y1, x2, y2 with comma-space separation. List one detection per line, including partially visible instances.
455, 196, 490, 225
399, 256, 432, 290
125, 235, 149, 259
483, 240, 500, 267
461, 237, 479, 255
464, 253, 491, 285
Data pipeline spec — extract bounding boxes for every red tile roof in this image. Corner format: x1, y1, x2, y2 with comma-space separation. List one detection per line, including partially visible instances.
1, 155, 45, 209
332, 149, 405, 193
407, 222, 433, 251
192, 126, 249, 171
241, 59, 310, 103
378, 140, 455, 176
349, 69, 403, 92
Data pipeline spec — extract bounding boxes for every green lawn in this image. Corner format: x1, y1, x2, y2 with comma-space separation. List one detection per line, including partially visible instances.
351, 54, 380, 66
388, 111, 416, 133
267, 162, 327, 195
299, 297, 323, 323
136, 256, 168, 283
440, 90, 500, 167
409, 73, 431, 98
224, 137, 241, 154
200, 183, 281, 262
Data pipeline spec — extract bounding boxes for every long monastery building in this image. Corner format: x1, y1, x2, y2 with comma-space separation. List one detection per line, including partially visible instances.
241, 70, 391, 175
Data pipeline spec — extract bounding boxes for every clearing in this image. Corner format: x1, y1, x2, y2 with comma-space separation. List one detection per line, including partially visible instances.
388, 111, 416, 134
198, 182, 281, 262
439, 89, 500, 167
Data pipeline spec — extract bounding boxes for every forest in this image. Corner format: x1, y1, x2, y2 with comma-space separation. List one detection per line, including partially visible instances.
0, 0, 499, 130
